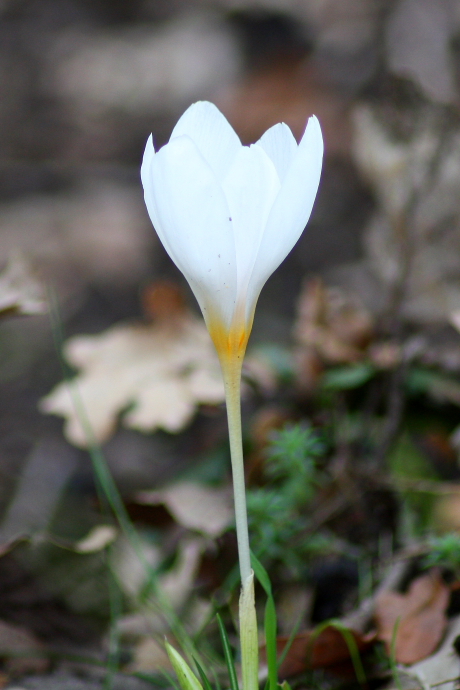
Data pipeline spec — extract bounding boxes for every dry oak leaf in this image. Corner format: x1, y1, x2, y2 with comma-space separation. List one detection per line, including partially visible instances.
374, 568, 450, 665
135, 481, 233, 538
0, 253, 46, 318
40, 315, 224, 447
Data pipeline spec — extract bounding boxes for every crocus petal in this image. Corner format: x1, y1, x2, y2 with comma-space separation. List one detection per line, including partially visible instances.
141, 136, 162, 235
170, 101, 241, 183
141, 134, 178, 261
141, 103, 323, 353
149, 134, 238, 328
140, 134, 155, 190
247, 115, 323, 307
221, 144, 280, 321
256, 122, 298, 182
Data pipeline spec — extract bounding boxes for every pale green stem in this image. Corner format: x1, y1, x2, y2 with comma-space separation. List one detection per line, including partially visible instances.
240, 571, 259, 690
221, 357, 251, 584
220, 356, 258, 690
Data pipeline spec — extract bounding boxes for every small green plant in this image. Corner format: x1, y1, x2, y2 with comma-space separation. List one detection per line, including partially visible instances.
422, 532, 460, 572
266, 422, 325, 500
247, 422, 329, 571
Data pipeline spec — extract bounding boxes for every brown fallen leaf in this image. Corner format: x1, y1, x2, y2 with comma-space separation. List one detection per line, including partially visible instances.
398, 614, 460, 690
294, 277, 374, 365
374, 568, 450, 664
40, 312, 224, 447
135, 482, 233, 539
266, 624, 376, 679
0, 253, 46, 318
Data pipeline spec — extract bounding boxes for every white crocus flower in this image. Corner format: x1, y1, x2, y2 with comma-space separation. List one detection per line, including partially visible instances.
141, 101, 323, 690
141, 100, 323, 365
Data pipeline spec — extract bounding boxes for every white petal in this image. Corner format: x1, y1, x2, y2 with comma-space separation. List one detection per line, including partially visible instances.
221, 144, 280, 319
256, 122, 298, 182
141, 135, 161, 233
150, 134, 238, 328
248, 116, 323, 305
170, 101, 241, 183
141, 134, 155, 189
141, 134, 176, 260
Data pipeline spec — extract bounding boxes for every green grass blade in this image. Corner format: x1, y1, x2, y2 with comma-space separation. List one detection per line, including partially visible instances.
309, 620, 367, 687
250, 551, 272, 596
166, 642, 203, 690
389, 617, 403, 690
194, 657, 214, 690
251, 552, 277, 690
216, 613, 239, 690
264, 593, 278, 690
276, 611, 303, 669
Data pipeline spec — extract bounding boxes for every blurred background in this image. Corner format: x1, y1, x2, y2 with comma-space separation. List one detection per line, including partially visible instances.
2, 0, 460, 687
0, 0, 384, 509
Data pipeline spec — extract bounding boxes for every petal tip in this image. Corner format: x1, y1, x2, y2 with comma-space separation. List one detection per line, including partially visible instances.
174, 100, 224, 133
144, 133, 155, 152
140, 134, 156, 185
302, 114, 324, 157
306, 114, 323, 139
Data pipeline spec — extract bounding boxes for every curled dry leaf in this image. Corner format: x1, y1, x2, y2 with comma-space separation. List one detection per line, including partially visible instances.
135, 481, 233, 539
73, 525, 118, 553
374, 568, 450, 664
0, 253, 46, 318
40, 313, 224, 447
294, 277, 374, 365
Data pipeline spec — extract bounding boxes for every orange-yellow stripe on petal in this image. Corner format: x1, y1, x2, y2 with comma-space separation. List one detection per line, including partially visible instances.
207, 314, 250, 366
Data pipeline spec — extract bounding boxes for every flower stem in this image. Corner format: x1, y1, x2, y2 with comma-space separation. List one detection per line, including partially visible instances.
220, 355, 258, 690
221, 356, 251, 584
240, 571, 258, 690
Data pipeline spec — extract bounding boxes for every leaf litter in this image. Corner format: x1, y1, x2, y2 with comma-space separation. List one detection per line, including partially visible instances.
40, 307, 224, 447
375, 569, 450, 665
0, 253, 46, 319
134, 482, 233, 539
